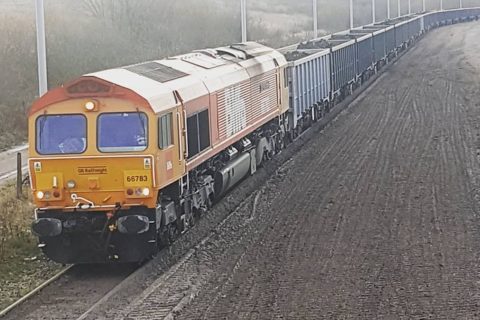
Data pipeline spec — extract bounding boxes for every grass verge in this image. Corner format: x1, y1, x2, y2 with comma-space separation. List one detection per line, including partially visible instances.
0, 182, 62, 311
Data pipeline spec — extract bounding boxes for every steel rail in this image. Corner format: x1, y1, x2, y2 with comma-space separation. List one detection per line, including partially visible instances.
0, 265, 73, 318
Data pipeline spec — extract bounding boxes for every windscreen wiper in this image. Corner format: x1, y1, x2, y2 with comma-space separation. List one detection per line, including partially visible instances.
38, 116, 47, 149
135, 109, 147, 144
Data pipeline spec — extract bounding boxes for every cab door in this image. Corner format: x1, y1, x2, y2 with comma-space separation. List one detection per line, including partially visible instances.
174, 91, 188, 173
155, 101, 186, 189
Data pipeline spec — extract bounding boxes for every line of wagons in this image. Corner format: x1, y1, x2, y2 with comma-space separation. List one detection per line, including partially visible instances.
283, 8, 480, 133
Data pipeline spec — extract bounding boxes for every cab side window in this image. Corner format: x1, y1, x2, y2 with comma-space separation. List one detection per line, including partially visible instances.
187, 109, 210, 158
159, 113, 173, 149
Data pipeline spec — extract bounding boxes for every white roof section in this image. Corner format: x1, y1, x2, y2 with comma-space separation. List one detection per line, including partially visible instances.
88, 42, 285, 114
88, 68, 178, 113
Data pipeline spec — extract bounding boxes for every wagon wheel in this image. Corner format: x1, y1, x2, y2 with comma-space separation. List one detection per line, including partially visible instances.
276, 134, 285, 153
314, 105, 322, 121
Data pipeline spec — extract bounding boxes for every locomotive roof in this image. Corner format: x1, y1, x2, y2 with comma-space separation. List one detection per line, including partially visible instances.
88, 42, 287, 114
30, 42, 286, 115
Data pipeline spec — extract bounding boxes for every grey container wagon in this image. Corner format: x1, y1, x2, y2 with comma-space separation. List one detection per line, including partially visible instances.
372, 24, 396, 59
406, 16, 422, 41
423, 11, 442, 29
284, 47, 331, 129
329, 38, 357, 98
331, 32, 374, 82
351, 33, 374, 80
361, 26, 388, 65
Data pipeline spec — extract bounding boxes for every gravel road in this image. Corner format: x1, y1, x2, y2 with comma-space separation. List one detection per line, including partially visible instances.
0, 144, 28, 184
113, 21, 480, 319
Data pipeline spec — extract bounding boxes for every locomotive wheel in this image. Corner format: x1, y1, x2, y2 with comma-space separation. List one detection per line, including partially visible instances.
295, 123, 302, 137
167, 223, 179, 243
206, 194, 214, 209
159, 221, 180, 247
315, 107, 321, 121
276, 134, 285, 153
190, 209, 201, 226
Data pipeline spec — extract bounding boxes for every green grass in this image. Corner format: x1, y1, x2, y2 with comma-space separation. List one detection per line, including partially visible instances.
0, 183, 34, 259
0, 249, 62, 310
0, 183, 63, 310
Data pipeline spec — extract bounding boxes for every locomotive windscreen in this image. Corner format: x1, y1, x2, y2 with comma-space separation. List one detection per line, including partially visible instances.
97, 112, 148, 152
36, 114, 87, 155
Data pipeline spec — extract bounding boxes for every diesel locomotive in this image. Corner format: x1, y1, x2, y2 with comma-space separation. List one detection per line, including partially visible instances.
30, 43, 289, 263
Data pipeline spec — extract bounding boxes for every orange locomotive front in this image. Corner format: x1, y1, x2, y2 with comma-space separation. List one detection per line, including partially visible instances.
29, 42, 289, 263
29, 79, 185, 263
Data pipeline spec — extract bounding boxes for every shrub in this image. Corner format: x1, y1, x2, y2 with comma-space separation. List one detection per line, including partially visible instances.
0, 183, 35, 261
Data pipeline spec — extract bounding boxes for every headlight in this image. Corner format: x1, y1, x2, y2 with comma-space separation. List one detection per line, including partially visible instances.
36, 191, 44, 199
85, 101, 96, 111
130, 187, 151, 197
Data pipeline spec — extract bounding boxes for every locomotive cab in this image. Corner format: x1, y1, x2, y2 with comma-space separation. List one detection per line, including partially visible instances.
29, 78, 185, 263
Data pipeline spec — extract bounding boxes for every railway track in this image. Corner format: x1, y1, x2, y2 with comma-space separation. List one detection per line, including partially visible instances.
0, 265, 72, 318
0, 264, 136, 320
